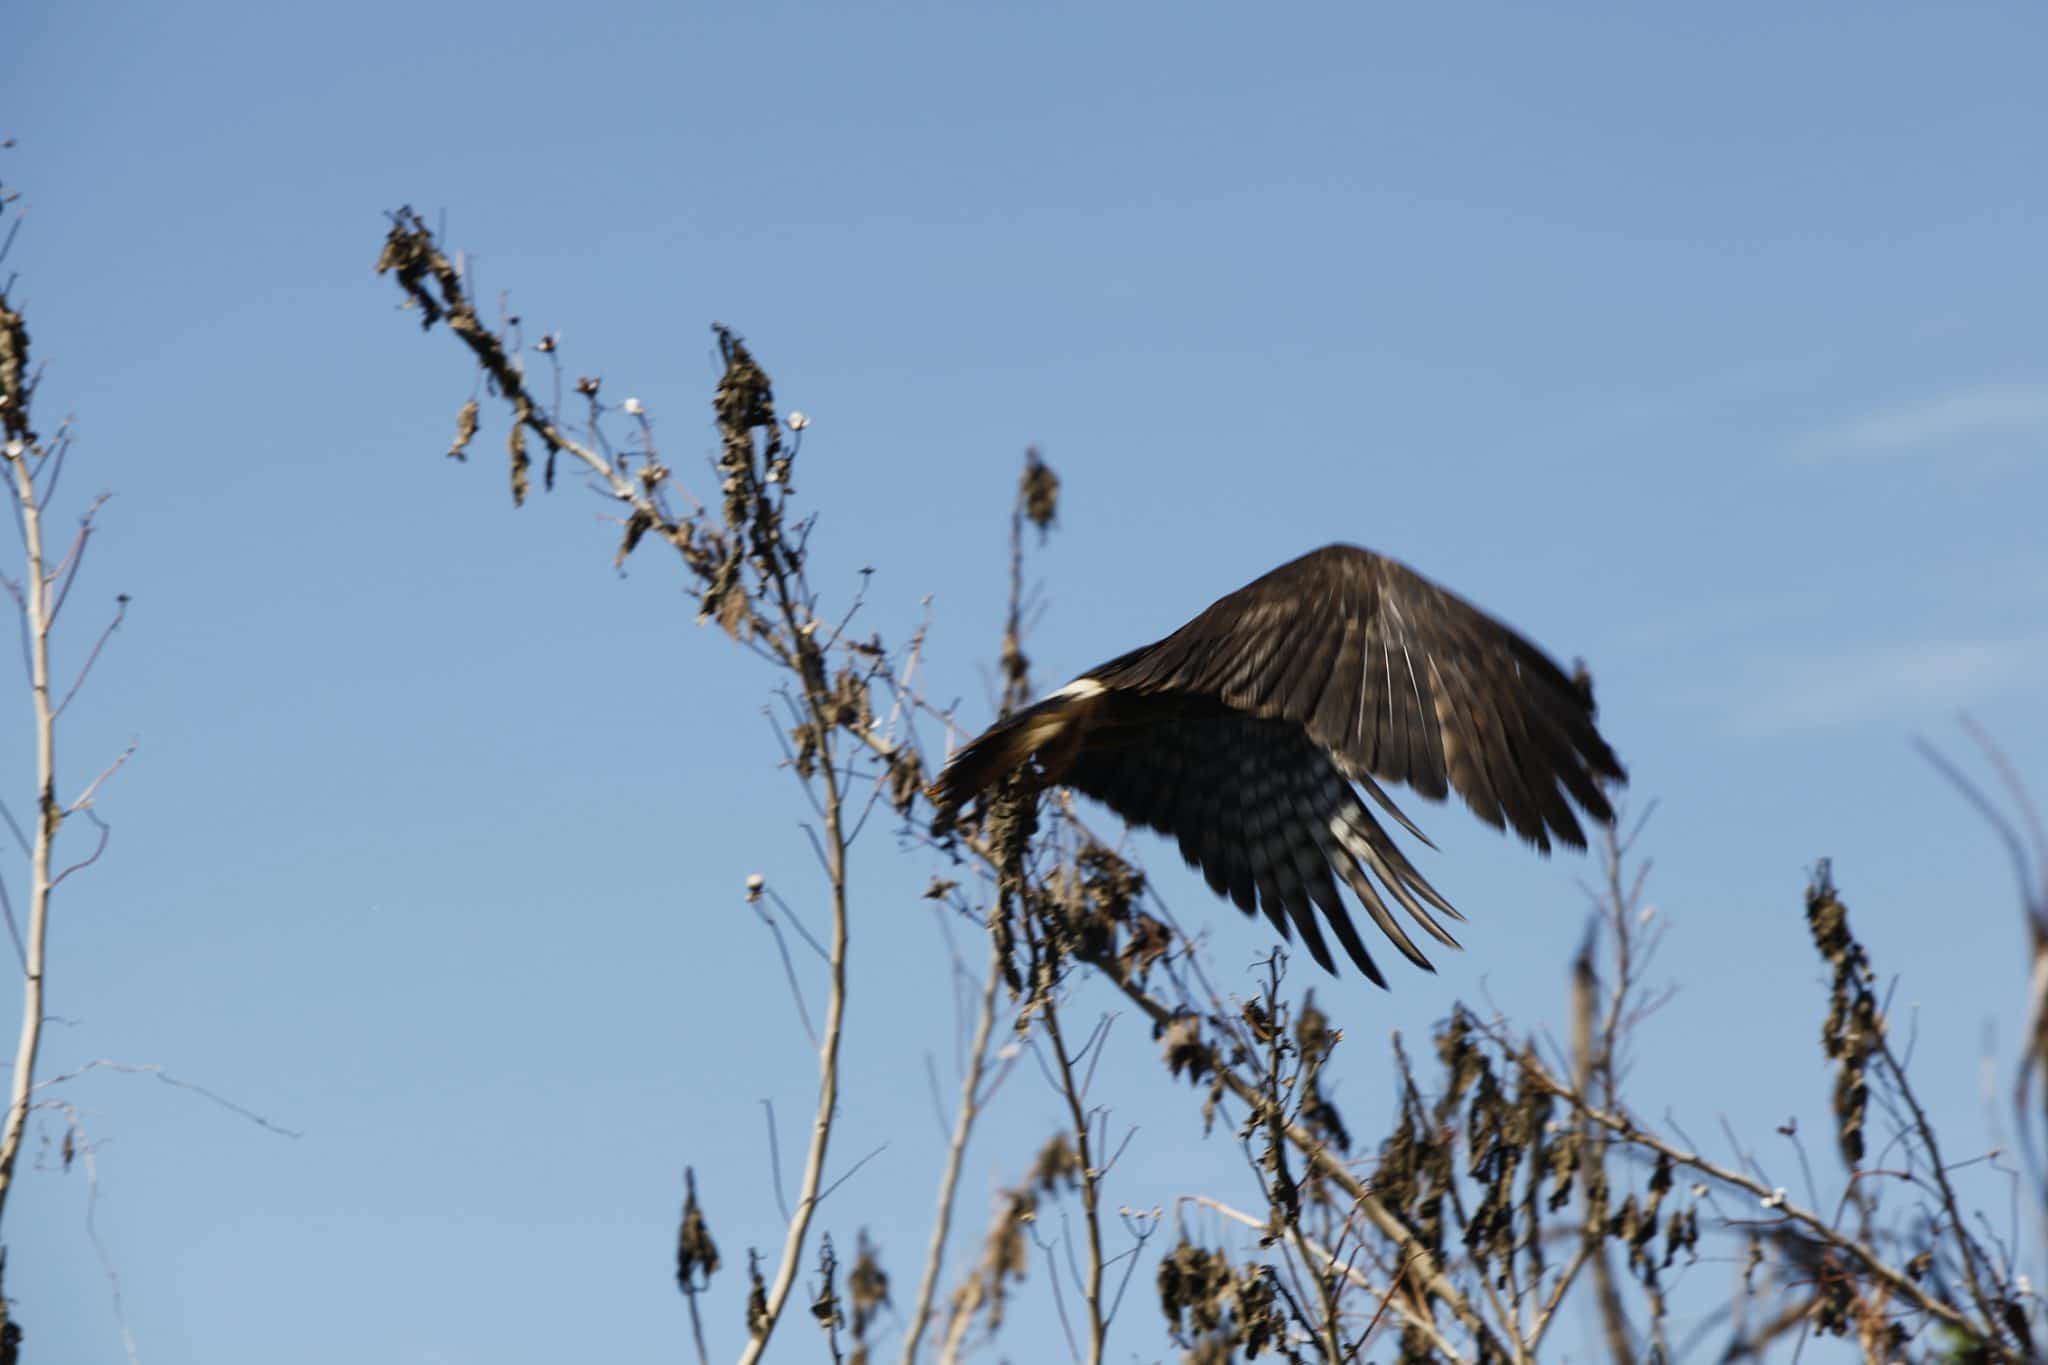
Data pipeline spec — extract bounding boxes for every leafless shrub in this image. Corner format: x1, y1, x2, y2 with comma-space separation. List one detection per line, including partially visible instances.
1, 170, 137, 1357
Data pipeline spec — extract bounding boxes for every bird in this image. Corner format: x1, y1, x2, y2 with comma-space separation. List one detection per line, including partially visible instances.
933, 544, 1626, 986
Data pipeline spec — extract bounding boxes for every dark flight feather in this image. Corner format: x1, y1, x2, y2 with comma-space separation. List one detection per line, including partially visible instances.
934, 544, 1626, 983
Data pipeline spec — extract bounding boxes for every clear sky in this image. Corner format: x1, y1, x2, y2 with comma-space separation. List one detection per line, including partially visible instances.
6, 3, 2047, 1361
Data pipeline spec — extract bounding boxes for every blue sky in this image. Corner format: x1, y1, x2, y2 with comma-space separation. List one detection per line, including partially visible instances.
6, 3, 2047, 1361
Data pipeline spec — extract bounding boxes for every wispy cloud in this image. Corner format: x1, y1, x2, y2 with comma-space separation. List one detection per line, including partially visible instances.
1803, 383, 2048, 458
1719, 633, 2048, 737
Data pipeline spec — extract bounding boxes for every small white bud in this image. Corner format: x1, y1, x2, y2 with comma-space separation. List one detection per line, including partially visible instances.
1761, 1187, 1787, 1210
788, 411, 810, 431
622, 397, 644, 416
745, 873, 765, 903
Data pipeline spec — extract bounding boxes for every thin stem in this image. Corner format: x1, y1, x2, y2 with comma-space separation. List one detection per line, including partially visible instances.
1525, 1239, 1595, 1355
0, 400, 57, 1234
901, 930, 1005, 1363
737, 570, 852, 1365
685, 1290, 710, 1365
54, 590, 123, 717
1038, 990, 1107, 1364
1873, 1025, 2000, 1334
1582, 823, 1635, 1363
1286, 1217, 1346, 1362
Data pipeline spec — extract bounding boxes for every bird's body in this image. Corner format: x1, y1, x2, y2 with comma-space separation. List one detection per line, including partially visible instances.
935, 544, 1626, 985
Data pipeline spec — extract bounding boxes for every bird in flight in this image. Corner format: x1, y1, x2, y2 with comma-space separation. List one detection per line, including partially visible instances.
934, 544, 1626, 986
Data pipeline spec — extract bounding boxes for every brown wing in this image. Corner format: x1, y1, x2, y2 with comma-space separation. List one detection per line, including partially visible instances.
1060, 695, 1463, 985
1084, 544, 1624, 852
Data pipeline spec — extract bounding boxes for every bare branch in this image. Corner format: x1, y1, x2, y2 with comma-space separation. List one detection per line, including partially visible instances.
902, 929, 1006, 1364
0, 286, 65, 1258
67, 739, 136, 815
747, 880, 819, 1049
1035, 984, 1108, 1363
0, 868, 21, 973
34, 1058, 302, 1139
47, 806, 109, 889
759, 1099, 791, 1225
53, 591, 125, 718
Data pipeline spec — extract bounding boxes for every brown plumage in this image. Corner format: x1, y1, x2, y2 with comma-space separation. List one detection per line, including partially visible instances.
935, 544, 1626, 986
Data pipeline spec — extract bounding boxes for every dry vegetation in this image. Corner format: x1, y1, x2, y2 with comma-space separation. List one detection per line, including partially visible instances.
2, 166, 143, 1361
2, 161, 2040, 1365
374, 204, 2045, 1363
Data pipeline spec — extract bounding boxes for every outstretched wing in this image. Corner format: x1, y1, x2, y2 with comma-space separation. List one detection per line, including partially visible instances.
1085, 544, 1624, 852
1061, 695, 1463, 985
